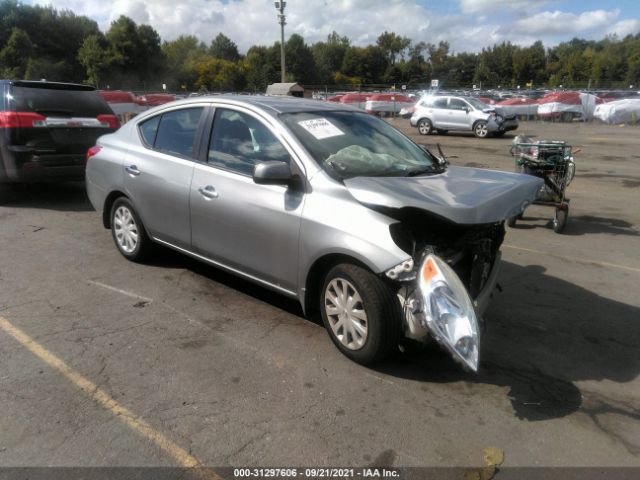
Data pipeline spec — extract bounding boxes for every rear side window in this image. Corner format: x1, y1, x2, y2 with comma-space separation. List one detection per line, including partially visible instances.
432, 97, 448, 108
9, 85, 112, 117
139, 107, 204, 159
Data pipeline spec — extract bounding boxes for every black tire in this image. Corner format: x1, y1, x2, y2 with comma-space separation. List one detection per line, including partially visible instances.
110, 197, 153, 262
474, 121, 489, 138
507, 216, 517, 227
320, 263, 401, 365
417, 119, 432, 135
552, 206, 568, 233
436, 129, 448, 135
561, 112, 573, 123
0, 184, 9, 205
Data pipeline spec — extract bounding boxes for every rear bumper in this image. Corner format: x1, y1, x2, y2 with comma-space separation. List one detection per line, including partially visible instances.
0, 151, 85, 183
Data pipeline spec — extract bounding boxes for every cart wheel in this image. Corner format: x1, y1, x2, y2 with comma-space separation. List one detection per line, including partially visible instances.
552, 206, 569, 233
507, 216, 517, 227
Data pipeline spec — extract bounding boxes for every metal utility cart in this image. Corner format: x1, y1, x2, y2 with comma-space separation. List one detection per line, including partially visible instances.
508, 138, 577, 233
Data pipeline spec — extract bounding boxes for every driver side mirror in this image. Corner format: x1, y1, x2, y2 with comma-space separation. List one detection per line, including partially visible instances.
253, 161, 295, 187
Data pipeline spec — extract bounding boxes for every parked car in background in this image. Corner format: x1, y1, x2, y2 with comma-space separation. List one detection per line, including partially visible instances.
86, 95, 541, 372
410, 95, 518, 138
0, 80, 119, 200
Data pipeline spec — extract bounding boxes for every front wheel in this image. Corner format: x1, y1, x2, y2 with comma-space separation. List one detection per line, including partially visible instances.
320, 264, 400, 365
110, 197, 153, 261
417, 119, 433, 135
474, 121, 489, 138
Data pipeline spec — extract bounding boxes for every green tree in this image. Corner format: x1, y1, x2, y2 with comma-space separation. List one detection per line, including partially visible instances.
244, 45, 279, 91
284, 34, 316, 83
311, 31, 349, 84
162, 35, 208, 90
376, 31, 411, 65
0, 27, 33, 78
209, 33, 241, 62
77, 34, 110, 86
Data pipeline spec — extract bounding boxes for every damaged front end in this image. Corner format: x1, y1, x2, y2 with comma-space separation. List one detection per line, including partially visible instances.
385, 211, 506, 372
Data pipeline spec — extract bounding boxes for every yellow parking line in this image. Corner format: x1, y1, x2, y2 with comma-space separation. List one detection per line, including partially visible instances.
0, 314, 221, 480
503, 244, 640, 274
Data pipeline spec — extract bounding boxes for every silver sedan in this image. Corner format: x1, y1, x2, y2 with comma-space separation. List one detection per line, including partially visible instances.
86, 96, 541, 372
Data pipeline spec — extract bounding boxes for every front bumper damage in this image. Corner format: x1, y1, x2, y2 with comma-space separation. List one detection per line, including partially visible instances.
386, 222, 506, 372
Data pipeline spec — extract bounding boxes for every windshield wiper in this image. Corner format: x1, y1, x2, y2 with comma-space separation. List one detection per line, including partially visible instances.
405, 166, 440, 177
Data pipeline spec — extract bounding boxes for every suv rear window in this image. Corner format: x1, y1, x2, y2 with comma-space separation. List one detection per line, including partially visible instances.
9, 85, 112, 117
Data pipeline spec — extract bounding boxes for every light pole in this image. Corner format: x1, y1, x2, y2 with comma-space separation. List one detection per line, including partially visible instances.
274, 1, 286, 82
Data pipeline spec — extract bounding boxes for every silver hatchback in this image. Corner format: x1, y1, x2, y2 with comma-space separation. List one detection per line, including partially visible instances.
410, 95, 518, 138
86, 96, 540, 371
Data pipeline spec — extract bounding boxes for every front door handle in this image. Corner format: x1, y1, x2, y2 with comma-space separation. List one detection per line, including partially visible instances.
125, 165, 141, 176
198, 185, 219, 199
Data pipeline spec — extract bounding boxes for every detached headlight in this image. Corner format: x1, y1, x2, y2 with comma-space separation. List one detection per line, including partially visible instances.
417, 254, 480, 372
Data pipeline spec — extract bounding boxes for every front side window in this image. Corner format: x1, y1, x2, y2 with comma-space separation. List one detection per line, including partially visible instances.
281, 111, 440, 179
449, 98, 468, 110
139, 107, 204, 158
208, 108, 292, 175
466, 98, 490, 111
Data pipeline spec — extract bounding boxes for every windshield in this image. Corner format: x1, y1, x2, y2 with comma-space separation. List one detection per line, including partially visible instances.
466, 97, 491, 111
280, 111, 440, 179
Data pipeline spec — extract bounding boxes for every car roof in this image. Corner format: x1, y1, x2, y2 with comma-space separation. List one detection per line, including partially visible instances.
163, 94, 358, 115
0, 79, 96, 91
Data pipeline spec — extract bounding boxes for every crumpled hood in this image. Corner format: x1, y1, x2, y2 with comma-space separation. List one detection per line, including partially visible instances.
343, 165, 542, 224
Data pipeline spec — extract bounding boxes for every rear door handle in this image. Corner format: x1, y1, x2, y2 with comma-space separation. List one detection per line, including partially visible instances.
198, 185, 219, 199
125, 165, 141, 176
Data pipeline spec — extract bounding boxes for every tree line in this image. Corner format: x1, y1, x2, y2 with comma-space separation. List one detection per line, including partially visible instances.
1, 0, 639, 92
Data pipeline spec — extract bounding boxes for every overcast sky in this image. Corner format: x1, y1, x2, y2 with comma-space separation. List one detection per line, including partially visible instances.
28, 0, 640, 53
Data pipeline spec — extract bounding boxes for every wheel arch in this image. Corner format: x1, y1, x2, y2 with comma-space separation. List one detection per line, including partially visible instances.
102, 190, 128, 229
302, 253, 373, 316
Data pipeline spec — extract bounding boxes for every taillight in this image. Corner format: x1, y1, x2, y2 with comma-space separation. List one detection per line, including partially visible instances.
97, 114, 120, 129
0, 112, 46, 128
86, 145, 102, 162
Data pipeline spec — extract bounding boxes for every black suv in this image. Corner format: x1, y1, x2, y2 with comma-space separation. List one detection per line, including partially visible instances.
0, 80, 119, 198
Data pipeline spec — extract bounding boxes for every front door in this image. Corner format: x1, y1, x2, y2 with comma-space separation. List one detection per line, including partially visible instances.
189, 106, 305, 293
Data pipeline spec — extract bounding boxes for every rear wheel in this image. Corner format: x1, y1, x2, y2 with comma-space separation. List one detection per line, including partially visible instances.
417, 119, 433, 135
507, 216, 517, 227
320, 263, 400, 365
474, 121, 489, 138
561, 112, 573, 123
110, 197, 153, 261
552, 206, 569, 233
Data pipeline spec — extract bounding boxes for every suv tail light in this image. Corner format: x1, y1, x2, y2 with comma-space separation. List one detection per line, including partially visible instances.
0, 112, 47, 128
86, 145, 102, 163
97, 114, 120, 129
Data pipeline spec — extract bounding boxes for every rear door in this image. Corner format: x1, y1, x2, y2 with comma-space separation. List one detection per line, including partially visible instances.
123, 105, 207, 248
430, 97, 450, 128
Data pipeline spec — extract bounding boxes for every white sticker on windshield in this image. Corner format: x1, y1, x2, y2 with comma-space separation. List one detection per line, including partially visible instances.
298, 118, 345, 140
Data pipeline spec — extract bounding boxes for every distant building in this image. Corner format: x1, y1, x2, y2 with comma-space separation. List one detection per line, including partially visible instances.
266, 82, 306, 98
